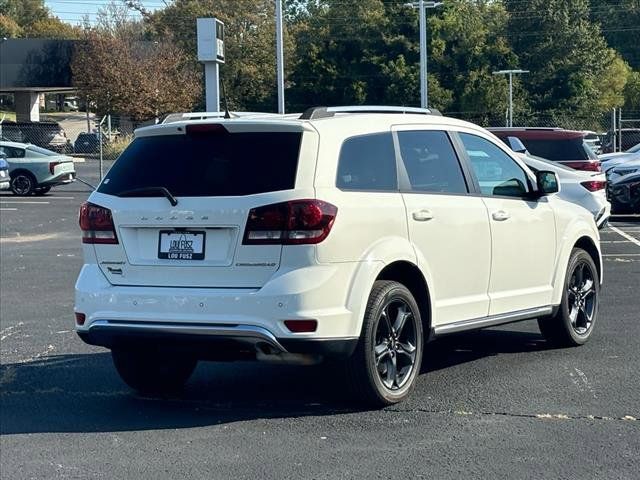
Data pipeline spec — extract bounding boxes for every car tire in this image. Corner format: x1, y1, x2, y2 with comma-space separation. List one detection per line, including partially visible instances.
10, 172, 36, 196
34, 186, 51, 196
345, 280, 423, 407
538, 248, 599, 347
111, 348, 197, 394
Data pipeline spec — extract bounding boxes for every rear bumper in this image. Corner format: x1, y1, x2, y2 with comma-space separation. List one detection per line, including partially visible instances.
77, 320, 357, 361
75, 262, 362, 355
41, 171, 76, 187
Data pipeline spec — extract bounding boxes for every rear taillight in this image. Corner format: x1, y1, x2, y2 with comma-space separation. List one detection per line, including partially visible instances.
243, 199, 337, 245
563, 161, 601, 172
580, 180, 607, 192
79, 202, 118, 244
49, 161, 61, 174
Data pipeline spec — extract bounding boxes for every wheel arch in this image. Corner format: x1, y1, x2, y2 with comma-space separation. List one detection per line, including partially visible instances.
9, 168, 36, 180
551, 229, 603, 305
574, 236, 602, 283
375, 261, 433, 340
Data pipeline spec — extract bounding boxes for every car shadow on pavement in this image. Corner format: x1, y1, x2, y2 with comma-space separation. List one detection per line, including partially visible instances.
0, 329, 550, 435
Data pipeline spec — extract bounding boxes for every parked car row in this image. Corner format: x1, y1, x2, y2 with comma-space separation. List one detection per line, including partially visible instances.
0, 141, 76, 195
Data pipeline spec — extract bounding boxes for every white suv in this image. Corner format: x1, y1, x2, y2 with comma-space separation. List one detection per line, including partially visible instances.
75, 106, 602, 406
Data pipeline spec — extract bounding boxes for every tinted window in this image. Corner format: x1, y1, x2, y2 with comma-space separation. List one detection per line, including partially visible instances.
26, 145, 56, 156
98, 131, 302, 197
460, 133, 530, 197
0, 146, 25, 158
336, 132, 397, 191
517, 138, 596, 161
398, 130, 468, 194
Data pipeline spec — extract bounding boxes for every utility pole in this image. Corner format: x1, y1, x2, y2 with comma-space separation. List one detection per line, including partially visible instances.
493, 69, 529, 127
275, 0, 285, 114
405, 1, 443, 108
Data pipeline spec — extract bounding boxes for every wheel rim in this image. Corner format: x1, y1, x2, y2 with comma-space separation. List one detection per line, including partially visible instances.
12, 175, 32, 195
567, 261, 597, 335
374, 298, 418, 391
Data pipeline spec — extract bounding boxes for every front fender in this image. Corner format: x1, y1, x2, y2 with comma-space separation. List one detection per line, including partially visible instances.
550, 214, 602, 306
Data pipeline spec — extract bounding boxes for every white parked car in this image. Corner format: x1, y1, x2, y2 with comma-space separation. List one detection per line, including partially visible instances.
517, 153, 611, 228
75, 106, 603, 406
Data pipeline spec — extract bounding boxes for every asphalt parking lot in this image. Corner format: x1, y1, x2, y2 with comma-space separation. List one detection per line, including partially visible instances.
1, 162, 639, 479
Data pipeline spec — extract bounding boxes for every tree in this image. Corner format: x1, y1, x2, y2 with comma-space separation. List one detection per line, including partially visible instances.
72, 30, 200, 120
130, 0, 291, 112
0, 13, 21, 37
505, 0, 627, 116
590, 0, 640, 70
24, 17, 81, 39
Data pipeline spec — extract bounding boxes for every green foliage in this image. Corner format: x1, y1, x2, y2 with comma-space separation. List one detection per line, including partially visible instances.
590, 0, 640, 70
505, 0, 626, 116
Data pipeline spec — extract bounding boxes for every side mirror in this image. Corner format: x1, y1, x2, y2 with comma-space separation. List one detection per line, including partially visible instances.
506, 136, 528, 154
536, 170, 559, 195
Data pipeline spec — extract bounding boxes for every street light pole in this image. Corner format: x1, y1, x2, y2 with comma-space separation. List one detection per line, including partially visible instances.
492, 69, 529, 127
275, 0, 285, 114
406, 1, 443, 108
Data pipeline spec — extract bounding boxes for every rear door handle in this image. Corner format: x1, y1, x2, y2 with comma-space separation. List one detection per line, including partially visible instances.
492, 210, 510, 221
412, 209, 434, 222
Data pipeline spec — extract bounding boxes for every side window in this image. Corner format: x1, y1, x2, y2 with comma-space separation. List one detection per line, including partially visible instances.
0, 146, 23, 158
336, 132, 397, 191
397, 130, 468, 194
459, 133, 531, 197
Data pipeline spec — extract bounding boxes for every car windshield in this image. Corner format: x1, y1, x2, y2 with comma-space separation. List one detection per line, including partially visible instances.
26, 145, 58, 156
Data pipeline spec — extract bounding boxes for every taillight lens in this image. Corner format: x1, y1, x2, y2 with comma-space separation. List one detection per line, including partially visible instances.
563, 161, 601, 172
49, 161, 61, 174
79, 202, 118, 244
243, 200, 337, 245
580, 180, 607, 192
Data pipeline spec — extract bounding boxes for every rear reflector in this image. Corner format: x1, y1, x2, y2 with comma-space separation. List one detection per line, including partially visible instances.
79, 202, 119, 244
580, 180, 607, 192
284, 320, 318, 333
75, 312, 86, 326
563, 161, 601, 172
243, 199, 337, 245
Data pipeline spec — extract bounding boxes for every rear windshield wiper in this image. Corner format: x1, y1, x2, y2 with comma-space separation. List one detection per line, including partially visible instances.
117, 187, 178, 206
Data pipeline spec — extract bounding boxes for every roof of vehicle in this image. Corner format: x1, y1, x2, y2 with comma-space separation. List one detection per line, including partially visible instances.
488, 127, 586, 140
135, 106, 487, 139
0, 140, 30, 148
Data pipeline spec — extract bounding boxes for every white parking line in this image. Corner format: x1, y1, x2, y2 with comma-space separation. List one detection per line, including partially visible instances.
0, 201, 49, 205
0, 196, 75, 200
609, 226, 640, 247
0, 208, 17, 211
602, 253, 640, 257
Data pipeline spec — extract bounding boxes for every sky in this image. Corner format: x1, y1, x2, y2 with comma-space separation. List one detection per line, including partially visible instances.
45, 0, 162, 26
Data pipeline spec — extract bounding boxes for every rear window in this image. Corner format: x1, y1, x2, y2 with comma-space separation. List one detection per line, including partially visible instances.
98, 131, 302, 197
517, 138, 597, 161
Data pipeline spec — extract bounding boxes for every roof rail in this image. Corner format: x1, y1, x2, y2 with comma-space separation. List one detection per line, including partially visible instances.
162, 111, 281, 124
299, 105, 441, 120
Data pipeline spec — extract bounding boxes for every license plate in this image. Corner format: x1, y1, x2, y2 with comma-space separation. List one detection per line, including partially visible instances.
158, 230, 206, 260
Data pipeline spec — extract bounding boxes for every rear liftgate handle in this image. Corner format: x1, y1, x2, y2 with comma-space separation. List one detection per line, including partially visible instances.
412, 209, 435, 222
492, 210, 511, 221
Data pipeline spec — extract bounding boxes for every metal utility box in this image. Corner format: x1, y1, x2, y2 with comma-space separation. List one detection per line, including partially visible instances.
196, 18, 225, 64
